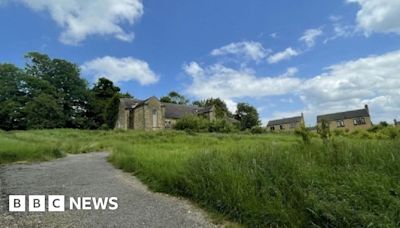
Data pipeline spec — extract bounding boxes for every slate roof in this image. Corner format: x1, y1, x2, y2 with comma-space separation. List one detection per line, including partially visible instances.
317, 108, 369, 122
267, 116, 302, 126
163, 103, 201, 119
120, 98, 142, 109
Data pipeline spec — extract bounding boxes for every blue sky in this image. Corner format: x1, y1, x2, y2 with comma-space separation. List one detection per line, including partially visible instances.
1, 0, 400, 125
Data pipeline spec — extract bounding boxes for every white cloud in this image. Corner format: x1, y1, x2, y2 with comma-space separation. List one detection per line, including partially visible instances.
267, 48, 300, 64
300, 50, 400, 123
81, 56, 158, 85
9, 0, 143, 45
299, 28, 323, 47
270, 33, 278, 39
183, 61, 302, 101
185, 50, 400, 124
348, 0, 400, 35
211, 41, 270, 62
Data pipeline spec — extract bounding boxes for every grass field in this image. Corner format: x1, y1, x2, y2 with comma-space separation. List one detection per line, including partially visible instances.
1, 129, 399, 227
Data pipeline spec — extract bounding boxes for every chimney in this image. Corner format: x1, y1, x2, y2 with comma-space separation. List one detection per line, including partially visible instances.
364, 104, 369, 113
395, 119, 398, 125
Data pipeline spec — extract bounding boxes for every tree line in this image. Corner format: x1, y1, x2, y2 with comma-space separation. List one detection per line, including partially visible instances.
0, 52, 260, 131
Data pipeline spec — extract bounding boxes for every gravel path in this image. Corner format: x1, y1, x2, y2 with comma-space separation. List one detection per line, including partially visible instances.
0, 152, 215, 228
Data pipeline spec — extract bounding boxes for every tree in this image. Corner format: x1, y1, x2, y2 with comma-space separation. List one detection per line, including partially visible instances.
106, 94, 121, 129
25, 52, 91, 128
193, 98, 232, 118
25, 94, 64, 129
234, 103, 260, 130
0, 64, 28, 130
160, 91, 189, 105
90, 77, 121, 128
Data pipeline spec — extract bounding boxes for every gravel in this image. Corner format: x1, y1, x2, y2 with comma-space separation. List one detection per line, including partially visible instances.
0, 152, 216, 228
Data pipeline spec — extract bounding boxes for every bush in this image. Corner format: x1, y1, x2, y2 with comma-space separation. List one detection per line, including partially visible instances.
174, 115, 209, 132
208, 119, 237, 133
250, 126, 264, 134
295, 125, 311, 144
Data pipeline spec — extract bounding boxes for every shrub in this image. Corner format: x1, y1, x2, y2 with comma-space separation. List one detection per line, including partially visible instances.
295, 125, 311, 144
250, 126, 264, 134
208, 119, 237, 133
174, 115, 208, 132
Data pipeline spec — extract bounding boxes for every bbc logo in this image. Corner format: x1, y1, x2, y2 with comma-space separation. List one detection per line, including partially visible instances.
9, 195, 65, 212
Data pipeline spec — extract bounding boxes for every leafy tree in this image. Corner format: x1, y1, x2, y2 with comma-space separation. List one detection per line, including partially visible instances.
193, 98, 231, 118
106, 94, 121, 129
90, 77, 121, 128
160, 91, 189, 105
25, 52, 90, 128
0, 64, 27, 130
25, 94, 64, 129
234, 103, 260, 130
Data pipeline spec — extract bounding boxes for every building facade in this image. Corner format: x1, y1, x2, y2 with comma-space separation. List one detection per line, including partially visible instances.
317, 105, 372, 131
115, 97, 216, 130
267, 114, 305, 132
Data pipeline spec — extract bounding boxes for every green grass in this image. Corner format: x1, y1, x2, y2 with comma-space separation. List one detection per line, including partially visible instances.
0, 129, 399, 227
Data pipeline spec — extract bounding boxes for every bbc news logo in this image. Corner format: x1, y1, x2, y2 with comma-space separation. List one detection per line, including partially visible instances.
9, 195, 118, 212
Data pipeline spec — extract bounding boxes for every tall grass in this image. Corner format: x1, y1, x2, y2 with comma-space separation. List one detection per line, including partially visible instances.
1, 129, 399, 227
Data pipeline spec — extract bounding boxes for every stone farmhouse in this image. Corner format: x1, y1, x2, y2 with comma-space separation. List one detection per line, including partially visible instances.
317, 105, 372, 131
267, 114, 305, 132
115, 97, 216, 130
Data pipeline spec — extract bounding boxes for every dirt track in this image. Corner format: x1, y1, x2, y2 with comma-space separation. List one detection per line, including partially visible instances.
0, 152, 215, 228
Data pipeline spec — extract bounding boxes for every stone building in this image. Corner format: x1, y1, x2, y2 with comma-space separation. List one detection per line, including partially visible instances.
317, 105, 372, 131
395, 119, 400, 127
267, 114, 305, 132
115, 97, 216, 130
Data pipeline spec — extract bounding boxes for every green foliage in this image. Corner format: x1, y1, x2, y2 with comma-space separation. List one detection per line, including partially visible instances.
25, 52, 91, 128
160, 91, 189, 105
90, 77, 122, 128
0, 53, 128, 130
208, 119, 237, 133
250, 126, 264, 134
295, 124, 311, 144
174, 116, 238, 133
234, 103, 260, 130
318, 119, 331, 144
106, 95, 121, 129
193, 98, 231, 119
25, 94, 65, 129
174, 115, 209, 132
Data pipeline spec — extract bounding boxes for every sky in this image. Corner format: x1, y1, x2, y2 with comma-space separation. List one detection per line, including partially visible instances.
0, 0, 399, 126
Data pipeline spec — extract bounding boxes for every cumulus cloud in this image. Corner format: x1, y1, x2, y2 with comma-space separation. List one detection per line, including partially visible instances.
8, 0, 144, 45
183, 62, 302, 109
81, 56, 158, 85
348, 0, 400, 35
267, 48, 300, 64
185, 50, 400, 123
300, 49, 400, 122
211, 41, 270, 62
299, 28, 323, 47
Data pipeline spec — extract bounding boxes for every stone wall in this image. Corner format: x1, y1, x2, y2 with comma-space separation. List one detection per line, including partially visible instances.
318, 116, 372, 131
115, 103, 129, 130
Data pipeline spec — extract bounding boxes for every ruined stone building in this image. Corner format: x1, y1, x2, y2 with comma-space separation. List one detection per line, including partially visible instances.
267, 114, 305, 132
115, 97, 215, 130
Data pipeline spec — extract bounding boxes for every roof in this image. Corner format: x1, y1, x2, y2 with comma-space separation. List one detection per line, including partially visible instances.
163, 103, 201, 119
120, 98, 142, 109
317, 108, 369, 122
267, 116, 302, 126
